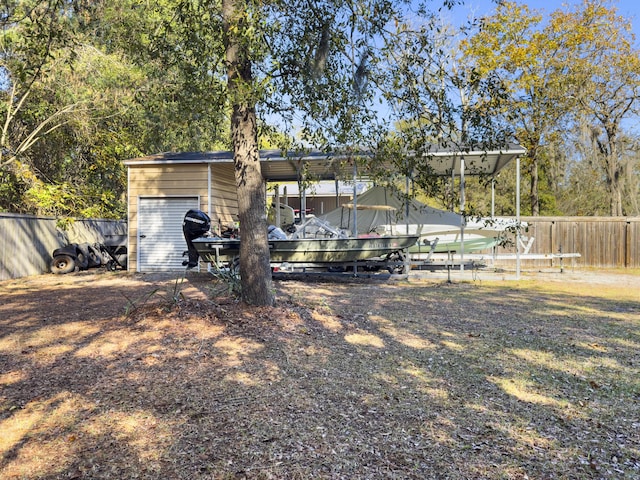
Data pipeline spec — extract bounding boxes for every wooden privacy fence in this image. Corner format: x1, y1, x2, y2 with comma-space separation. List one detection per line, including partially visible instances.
494, 216, 640, 269
0, 213, 126, 281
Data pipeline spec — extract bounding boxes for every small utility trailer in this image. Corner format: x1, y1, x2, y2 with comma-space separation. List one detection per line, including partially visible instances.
50, 235, 127, 274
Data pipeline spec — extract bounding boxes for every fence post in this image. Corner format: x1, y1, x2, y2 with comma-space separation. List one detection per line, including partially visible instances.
625, 220, 631, 268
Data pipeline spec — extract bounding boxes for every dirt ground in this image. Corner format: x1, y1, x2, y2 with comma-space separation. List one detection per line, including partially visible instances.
2, 266, 638, 319
1, 268, 638, 479
412, 265, 640, 287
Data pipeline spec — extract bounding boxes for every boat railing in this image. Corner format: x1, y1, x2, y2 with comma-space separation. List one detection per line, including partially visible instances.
288, 216, 349, 240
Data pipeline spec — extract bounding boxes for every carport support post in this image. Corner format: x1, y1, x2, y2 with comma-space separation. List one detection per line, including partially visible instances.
207, 164, 213, 273
301, 187, 307, 225
516, 156, 521, 280
460, 156, 465, 273
275, 184, 281, 228
405, 173, 410, 235
404, 173, 411, 273
352, 161, 358, 237
491, 177, 495, 218
351, 161, 360, 274
491, 177, 497, 263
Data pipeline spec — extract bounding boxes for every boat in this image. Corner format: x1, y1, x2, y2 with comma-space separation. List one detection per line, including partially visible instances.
191, 234, 419, 265
319, 186, 524, 255
406, 231, 504, 255
182, 209, 419, 271
379, 216, 521, 255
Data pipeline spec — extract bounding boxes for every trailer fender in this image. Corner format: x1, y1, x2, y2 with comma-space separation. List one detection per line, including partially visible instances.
52, 244, 81, 259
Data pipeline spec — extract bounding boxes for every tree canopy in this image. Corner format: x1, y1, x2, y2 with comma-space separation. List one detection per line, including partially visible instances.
462, 0, 640, 216
1, 0, 639, 303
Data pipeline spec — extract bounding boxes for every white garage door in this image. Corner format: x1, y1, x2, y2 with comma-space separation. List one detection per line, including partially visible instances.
138, 197, 200, 271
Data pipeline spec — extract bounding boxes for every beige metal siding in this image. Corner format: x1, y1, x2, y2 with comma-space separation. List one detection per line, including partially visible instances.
126, 162, 239, 271
209, 163, 238, 231
127, 164, 209, 271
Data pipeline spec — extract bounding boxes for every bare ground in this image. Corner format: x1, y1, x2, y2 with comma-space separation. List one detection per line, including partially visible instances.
0, 268, 638, 479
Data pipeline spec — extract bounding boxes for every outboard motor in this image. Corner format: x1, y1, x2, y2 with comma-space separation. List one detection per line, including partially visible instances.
182, 209, 211, 268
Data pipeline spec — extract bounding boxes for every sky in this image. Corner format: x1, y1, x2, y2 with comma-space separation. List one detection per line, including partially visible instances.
442, 0, 640, 42
416, 0, 640, 135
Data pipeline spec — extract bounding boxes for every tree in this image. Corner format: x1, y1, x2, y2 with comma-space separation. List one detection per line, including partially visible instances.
1, 0, 231, 217
356, 10, 521, 217
555, 1, 640, 216
557, 153, 609, 215
0, 1, 145, 217
1, 0, 81, 194
221, 0, 273, 305
202, 0, 438, 305
462, 0, 640, 217
461, 1, 575, 216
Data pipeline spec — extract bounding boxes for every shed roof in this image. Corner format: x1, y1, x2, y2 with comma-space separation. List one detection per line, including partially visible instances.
123, 144, 526, 180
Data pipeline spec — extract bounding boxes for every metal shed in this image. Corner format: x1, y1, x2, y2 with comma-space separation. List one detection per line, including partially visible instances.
123, 145, 526, 272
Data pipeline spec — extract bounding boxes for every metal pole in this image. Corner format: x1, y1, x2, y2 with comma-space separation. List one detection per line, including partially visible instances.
275, 184, 281, 228
301, 188, 306, 222
451, 167, 455, 211
491, 177, 496, 263
516, 156, 521, 280
491, 177, 495, 218
352, 161, 358, 237
460, 156, 465, 273
207, 164, 212, 273
405, 174, 410, 235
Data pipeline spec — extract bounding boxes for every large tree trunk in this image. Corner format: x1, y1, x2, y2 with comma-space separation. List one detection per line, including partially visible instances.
606, 141, 624, 216
520, 139, 541, 216
529, 155, 540, 216
607, 164, 624, 216
594, 125, 625, 216
223, 0, 275, 306
231, 104, 274, 306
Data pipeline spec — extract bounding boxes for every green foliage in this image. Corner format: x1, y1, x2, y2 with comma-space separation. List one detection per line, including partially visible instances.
0, 169, 23, 213
0, 0, 231, 218
23, 183, 74, 216
55, 216, 74, 230
1, 0, 638, 225
557, 158, 610, 216
462, 0, 640, 216
123, 273, 190, 316
209, 261, 242, 298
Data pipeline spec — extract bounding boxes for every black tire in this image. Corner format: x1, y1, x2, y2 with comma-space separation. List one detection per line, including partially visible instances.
51, 255, 76, 274
231, 256, 240, 275
86, 244, 103, 268
75, 245, 90, 269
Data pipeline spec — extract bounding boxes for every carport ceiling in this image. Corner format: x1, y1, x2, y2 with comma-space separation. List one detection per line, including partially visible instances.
125, 144, 526, 181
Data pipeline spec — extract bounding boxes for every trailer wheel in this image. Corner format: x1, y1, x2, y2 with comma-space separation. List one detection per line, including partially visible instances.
51, 255, 76, 274
231, 256, 240, 276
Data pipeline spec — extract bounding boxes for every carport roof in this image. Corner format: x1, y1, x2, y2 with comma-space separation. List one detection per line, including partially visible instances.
124, 144, 526, 180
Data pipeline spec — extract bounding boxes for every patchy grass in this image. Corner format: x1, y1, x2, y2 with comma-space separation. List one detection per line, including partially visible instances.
0, 271, 638, 479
